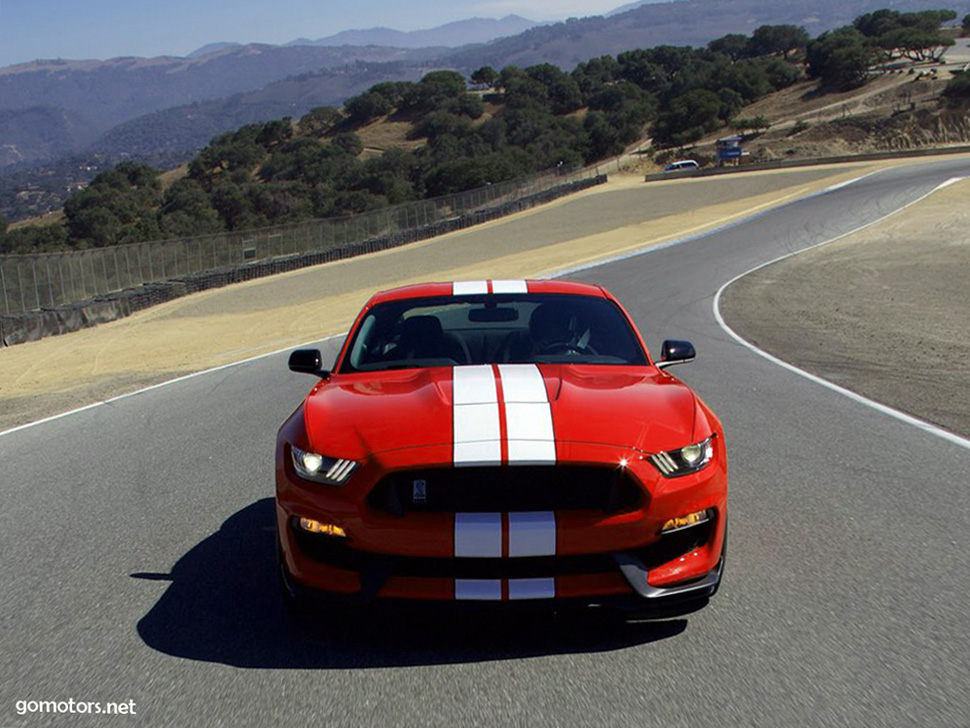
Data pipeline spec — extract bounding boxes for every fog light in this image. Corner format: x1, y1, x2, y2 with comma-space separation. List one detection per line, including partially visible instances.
299, 518, 347, 538
661, 508, 713, 534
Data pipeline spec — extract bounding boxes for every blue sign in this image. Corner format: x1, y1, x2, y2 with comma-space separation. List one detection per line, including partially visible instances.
718, 147, 742, 159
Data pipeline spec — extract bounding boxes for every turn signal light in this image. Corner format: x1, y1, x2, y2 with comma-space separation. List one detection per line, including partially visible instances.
299, 518, 347, 538
661, 509, 713, 534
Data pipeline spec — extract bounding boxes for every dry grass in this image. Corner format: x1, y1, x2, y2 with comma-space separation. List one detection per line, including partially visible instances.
159, 165, 188, 190
9, 211, 64, 229
355, 118, 425, 155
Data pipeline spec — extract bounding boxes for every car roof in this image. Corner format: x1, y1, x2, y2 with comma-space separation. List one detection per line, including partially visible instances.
367, 279, 609, 306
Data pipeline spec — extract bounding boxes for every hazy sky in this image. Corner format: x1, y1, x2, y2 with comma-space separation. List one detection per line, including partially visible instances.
0, 0, 630, 67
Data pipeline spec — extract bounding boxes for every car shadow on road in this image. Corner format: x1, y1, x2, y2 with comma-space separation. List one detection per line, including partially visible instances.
134, 498, 688, 668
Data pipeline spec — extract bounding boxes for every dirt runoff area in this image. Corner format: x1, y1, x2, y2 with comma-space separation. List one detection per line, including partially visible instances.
720, 177, 970, 440
0, 159, 964, 435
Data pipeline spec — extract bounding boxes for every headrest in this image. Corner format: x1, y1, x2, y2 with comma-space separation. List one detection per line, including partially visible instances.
399, 315, 444, 339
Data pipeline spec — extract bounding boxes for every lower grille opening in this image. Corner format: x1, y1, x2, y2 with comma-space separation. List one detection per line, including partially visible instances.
392, 553, 618, 580
368, 465, 642, 515
292, 524, 372, 570
293, 522, 619, 581
633, 521, 714, 570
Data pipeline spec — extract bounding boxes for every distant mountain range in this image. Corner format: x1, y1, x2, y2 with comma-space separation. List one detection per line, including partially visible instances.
90, 62, 427, 167
605, 0, 676, 16
3, 0, 970, 204
286, 15, 542, 49
0, 45, 441, 140
442, 0, 970, 69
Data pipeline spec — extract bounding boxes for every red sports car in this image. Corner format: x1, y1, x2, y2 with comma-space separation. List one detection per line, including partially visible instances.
276, 279, 726, 616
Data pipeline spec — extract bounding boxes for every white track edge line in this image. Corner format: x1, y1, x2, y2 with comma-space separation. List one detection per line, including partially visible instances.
546, 170, 881, 279
0, 170, 888, 438
0, 334, 342, 438
712, 176, 970, 452
1, 168, 959, 441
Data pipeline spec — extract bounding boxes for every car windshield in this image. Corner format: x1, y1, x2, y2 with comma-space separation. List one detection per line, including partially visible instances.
341, 294, 648, 372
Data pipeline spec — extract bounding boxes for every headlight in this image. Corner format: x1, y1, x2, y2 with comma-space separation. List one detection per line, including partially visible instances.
647, 437, 714, 477
290, 445, 358, 485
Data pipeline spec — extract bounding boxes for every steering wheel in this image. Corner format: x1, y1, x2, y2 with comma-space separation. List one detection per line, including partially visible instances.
536, 340, 598, 356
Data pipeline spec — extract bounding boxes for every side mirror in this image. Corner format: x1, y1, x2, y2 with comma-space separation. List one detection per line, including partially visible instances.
657, 339, 695, 370
288, 349, 329, 377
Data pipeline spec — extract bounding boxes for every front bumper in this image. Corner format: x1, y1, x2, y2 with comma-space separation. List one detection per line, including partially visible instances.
276, 436, 727, 610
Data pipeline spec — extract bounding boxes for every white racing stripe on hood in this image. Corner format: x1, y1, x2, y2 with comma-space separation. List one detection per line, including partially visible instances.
453, 365, 501, 466
498, 364, 556, 465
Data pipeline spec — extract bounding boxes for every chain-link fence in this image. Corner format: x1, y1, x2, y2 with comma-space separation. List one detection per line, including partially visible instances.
0, 164, 608, 317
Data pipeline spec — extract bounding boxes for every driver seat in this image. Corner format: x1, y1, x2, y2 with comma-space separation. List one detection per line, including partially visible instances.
499, 302, 581, 362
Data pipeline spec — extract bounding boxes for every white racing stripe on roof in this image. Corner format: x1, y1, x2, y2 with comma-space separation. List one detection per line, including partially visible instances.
491, 279, 528, 294
453, 281, 489, 295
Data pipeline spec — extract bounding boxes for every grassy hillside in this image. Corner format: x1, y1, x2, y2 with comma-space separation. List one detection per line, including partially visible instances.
3, 9, 969, 252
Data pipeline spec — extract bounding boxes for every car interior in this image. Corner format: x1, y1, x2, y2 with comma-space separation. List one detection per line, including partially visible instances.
344, 295, 648, 371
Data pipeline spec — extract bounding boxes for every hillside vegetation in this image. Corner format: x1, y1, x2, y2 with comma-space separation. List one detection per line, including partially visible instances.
1, 8, 966, 254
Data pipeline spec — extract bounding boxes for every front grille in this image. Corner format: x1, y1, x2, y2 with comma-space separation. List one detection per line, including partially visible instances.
392, 553, 617, 580
368, 465, 643, 516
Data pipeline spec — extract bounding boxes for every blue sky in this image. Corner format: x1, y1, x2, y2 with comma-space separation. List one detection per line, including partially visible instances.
0, 0, 629, 67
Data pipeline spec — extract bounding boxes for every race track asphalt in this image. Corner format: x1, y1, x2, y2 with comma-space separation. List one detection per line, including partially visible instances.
1, 158, 969, 727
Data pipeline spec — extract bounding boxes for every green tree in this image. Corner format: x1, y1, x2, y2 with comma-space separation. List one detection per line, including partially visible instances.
571, 55, 619, 93
855, 9, 956, 61
470, 66, 499, 87
584, 111, 624, 158
332, 133, 363, 157
210, 182, 255, 231
0, 223, 70, 254
708, 34, 751, 62
344, 92, 394, 125
807, 28, 874, 90
731, 116, 771, 132
256, 119, 294, 148
63, 163, 162, 247
402, 71, 468, 115
749, 25, 810, 59
652, 88, 723, 146
943, 70, 970, 104
159, 178, 223, 237
458, 93, 485, 119
190, 125, 266, 182
299, 107, 343, 136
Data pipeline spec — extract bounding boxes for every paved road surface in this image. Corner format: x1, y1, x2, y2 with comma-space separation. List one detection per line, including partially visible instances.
2, 158, 969, 727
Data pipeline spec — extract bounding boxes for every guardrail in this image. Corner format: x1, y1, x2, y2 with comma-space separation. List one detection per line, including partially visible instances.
0, 164, 606, 319
0, 170, 609, 347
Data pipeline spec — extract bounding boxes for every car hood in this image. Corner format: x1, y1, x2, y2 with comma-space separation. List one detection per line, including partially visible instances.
304, 365, 698, 460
